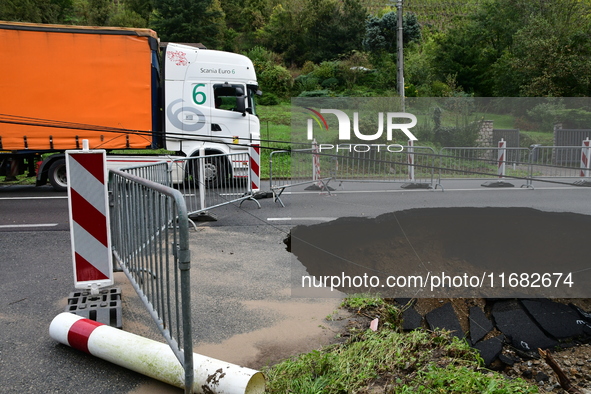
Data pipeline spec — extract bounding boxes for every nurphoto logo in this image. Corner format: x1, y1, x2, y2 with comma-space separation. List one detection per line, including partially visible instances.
304, 107, 418, 153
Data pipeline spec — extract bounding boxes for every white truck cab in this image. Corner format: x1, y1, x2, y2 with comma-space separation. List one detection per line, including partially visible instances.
163, 43, 261, 157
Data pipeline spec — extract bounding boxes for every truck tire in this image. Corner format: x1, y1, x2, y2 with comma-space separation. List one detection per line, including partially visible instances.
48, 159, 68, 192
208, 156, 232, 188
186, 156, 229, 189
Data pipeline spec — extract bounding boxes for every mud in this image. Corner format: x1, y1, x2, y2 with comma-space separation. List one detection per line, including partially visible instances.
125, 225, 347, 393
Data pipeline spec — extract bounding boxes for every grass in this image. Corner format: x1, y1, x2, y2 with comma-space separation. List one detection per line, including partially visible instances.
263, 294, 538, 393
0, 173, 36, 186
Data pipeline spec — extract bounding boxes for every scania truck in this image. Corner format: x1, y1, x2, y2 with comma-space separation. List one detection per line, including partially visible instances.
0, 21, 261, 191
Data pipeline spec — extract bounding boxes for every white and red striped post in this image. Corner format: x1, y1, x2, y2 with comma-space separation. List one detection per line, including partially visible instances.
407, 139, 415, 181
49, 312, 265, 393
312, 138, 322, 188
249, 143, 260, 193
497, 138, 507, 178
580, 138, 590, 177
66, 140, 113, 293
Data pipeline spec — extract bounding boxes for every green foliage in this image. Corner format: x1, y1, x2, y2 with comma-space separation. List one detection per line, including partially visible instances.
257, 92, 280, 106
264, 327, 538, 393
0, 0, 73, 23
362, 11, 421, 54
258, 0, 367, 65
260, 65, 292, 97
401, 364, 539, 393
508, 14, 591, 97
431, 0, 591, 97
298, 90, 331, 98
246, 46, 293, 98
294, 75, 321, 93
341, 293, 386, 310
109, 3, 147, 28
125, 0, 152, 23
432, 101, 481, 147
151, 0, 225, 48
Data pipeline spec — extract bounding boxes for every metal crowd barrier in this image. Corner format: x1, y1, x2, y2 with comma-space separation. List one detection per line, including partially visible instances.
119, 161, 172, 186
171, 151, 260, 218
120, 151, 261, 219
109, 169, 194, 393
438, 146, 532, 187
529, 145, 591, 183
268, 141, 590, 204
269, 148, 334, 207
333, 144, 436, 187
269, 145, 437, 205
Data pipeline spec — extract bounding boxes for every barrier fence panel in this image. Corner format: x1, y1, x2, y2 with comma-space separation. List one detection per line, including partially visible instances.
119, 161, 172, 187
529, 145, 591, 183
332, 145, 436, 188
269, 145, 437, 205
170, 151, 260, 217
269, 149, 334, 207
438, 147, 531, 186
109, 169, 194, 393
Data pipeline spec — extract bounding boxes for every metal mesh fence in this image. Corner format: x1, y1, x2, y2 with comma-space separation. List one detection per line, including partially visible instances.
170, 152, 259, 217
109, 169, 194, 393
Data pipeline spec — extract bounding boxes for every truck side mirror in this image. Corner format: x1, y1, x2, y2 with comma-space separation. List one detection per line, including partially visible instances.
235, 87, 246, 115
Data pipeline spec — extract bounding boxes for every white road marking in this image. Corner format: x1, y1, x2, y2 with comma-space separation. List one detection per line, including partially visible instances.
0, 196, 68, 200
267, 217, 337, 222
0, 223, 59, 228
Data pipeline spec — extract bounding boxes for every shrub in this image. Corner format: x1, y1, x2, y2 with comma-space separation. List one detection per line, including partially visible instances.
257, 92, 280, 106
298, 90, 331, 97
259, 64, 293, 98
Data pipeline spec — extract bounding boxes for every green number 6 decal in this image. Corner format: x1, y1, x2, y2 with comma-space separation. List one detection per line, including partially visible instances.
192, 83, 206, 105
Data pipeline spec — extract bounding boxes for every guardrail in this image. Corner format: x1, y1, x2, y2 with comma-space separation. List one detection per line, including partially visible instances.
109, 169, 194, 393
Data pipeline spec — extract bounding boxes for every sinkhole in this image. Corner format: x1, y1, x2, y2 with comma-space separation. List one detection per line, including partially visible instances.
286, 207, 591, 298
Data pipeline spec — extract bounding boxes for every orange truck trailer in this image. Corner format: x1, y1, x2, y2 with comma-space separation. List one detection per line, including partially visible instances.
0, 21, 261, 190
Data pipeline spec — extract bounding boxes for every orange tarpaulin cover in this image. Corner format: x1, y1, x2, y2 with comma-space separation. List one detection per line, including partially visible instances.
0, 22, 157, 150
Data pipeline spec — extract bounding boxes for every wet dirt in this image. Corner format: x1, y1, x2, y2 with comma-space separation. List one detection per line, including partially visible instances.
124, 225, 347, 393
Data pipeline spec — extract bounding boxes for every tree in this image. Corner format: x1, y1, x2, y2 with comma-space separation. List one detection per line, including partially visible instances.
125, 0, 153, 24
256, 2, 305, 64
0, 0, 72, 24
151, 0, 225, 48
362, 11, 421, 54
258, 0, 367, 65
431, 0, 591, 96
507, 16, 591, 96
109, 4, 147, 28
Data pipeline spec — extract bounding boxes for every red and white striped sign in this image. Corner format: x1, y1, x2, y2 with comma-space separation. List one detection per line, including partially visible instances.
249, 144, 260, 192
312, 139, 322, 188
407, 139, 415, 181
498, 139, 506, 178
66, 148, 113, 289
580, 138, 590, 177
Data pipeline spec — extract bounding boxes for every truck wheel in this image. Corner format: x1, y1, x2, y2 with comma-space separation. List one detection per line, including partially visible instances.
48, 159, 68, 192
203, 157, 221, 188
185, 156, 229, 189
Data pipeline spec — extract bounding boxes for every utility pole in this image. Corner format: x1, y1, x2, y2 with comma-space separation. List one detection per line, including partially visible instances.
396, 0, 405, 111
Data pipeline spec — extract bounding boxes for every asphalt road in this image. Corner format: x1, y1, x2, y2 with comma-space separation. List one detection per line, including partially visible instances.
1, 178, 590, 393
